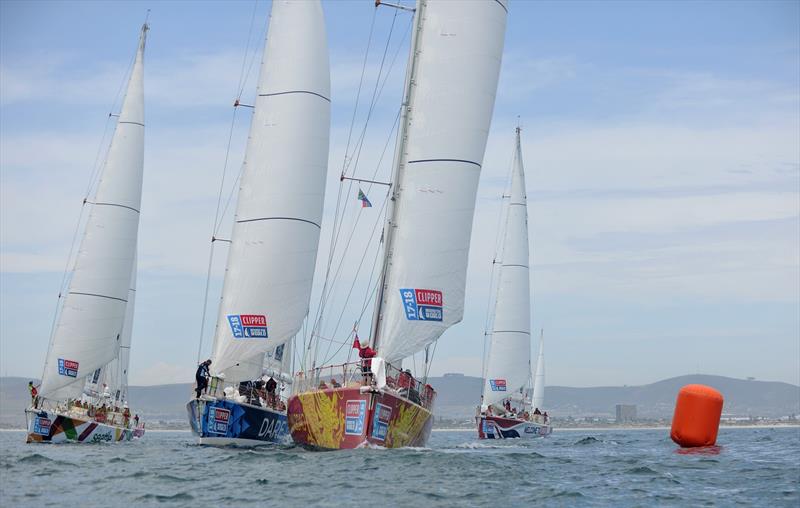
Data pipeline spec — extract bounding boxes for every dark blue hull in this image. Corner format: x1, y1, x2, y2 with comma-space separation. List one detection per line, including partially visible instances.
187, 398, 289, 446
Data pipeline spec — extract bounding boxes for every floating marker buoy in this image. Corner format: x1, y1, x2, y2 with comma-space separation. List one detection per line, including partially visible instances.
670, 384, 723, 448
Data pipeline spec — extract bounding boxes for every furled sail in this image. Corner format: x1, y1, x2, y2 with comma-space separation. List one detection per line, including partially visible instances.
532, 330, 545, 410
374, 0, 508, 364
482, 128, 531, 408
210, 0, 330, 382
40, 25, 147, 398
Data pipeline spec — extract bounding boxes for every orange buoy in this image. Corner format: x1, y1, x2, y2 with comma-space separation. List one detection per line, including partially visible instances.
670, 384, 724, 448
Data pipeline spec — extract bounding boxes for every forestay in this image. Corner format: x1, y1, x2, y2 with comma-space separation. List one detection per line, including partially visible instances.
210, 0, 330, 381
40, 26, 147, 398
482, 129, 532, 408
375, 0, 508, 364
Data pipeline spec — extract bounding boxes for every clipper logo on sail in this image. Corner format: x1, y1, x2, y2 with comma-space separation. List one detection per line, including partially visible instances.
227, 314, 268, 339
489, 379, 507, 391
57, 359, 79, 377
399, 289, 443, 321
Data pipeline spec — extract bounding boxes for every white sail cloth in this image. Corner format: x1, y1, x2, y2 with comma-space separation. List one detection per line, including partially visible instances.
532, 332, 545, 410
40, 27, 146, 398
211, 0, 330, 381
376, 0, 508, 364
483, 130, 532, 407
84, 256, 137, 403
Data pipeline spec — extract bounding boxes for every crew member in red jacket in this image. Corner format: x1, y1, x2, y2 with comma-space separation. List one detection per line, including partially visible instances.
352, 335, 377, 374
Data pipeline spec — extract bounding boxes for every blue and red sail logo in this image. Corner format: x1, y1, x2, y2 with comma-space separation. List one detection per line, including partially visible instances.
57, 359, 79, 377
399, 288, 443, 322
489, 379, 507, 391
227, 314, 268, 339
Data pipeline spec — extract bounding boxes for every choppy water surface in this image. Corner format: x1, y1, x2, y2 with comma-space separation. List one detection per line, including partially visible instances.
1, 427, 798, 507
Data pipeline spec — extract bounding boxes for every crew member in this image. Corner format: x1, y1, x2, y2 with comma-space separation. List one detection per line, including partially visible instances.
265, 377, 278, 408
28, 381, 39, 408
195, 359, 212, 399
352, 336, 377, 374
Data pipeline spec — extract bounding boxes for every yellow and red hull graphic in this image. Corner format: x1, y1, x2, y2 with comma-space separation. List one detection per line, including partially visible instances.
288, 387, 433, 449
25, 409, 134, 444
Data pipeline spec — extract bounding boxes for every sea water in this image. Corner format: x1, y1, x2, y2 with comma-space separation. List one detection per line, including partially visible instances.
1, 427, 798, 507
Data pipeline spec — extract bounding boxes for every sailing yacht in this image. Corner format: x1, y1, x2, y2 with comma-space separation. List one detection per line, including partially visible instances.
477, 128, 552, 439
186, 0, 330, 446
25, 24, 148, 444
287, 0, 507, 450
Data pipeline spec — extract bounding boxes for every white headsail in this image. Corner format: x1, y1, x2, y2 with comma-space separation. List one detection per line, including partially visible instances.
482, 128, 531, 408
374, 0, 508, 364
210, 0, 330, 382
532, 330, 545, 410
84, 256, 137, 403
40, 25, 147, 398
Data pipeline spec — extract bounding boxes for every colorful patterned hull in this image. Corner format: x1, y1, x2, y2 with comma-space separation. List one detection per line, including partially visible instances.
477, 415, 552, 439
287, 387, 433, 450
186, 398, 289, 447
25, 409, 134, 444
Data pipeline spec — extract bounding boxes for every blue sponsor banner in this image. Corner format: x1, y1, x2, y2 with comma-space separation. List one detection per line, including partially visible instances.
227, 314, 268, 339
489, 379, 507, 391
399, 288, 443, 322
345, 400, 366, 435
57, 358, 79, 377
33, 417, 51, 436
206, 407, 230, 435
371, 403, 392, 442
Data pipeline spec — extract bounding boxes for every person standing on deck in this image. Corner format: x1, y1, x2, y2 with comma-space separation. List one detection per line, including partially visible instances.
195, 359, 212, 398
352, 336, 377, 374
28, 381, 39, 408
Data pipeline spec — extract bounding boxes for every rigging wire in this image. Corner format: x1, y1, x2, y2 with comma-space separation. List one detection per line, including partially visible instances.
310, 12, 411, 367
306, 7, 379, 366
195, 2, 265, 363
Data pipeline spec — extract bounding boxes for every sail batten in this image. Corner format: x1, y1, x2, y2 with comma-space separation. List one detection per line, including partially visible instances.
374, 0, 507, 364
210, 0, 330, 382
39, 24, 147, 398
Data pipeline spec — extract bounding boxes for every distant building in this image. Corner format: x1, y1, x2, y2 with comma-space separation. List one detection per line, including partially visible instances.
616, 404, 637, 423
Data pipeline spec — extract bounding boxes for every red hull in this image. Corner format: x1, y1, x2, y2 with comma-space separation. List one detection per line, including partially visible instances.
288, 387, 433, 449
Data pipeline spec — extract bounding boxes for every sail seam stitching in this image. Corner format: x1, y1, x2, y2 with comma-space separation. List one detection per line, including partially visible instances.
502, 264, 528, 268
118, 121, 145, 127
258, 90, 331, 102
68, 291, 128, 303
493, 0, 509, 13
236, 217, 321, 228
492, 330, 531, 334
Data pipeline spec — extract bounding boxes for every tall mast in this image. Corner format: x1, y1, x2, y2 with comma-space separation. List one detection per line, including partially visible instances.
369, 0, 427, 352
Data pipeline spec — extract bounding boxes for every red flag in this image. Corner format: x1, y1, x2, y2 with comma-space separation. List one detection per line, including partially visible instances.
352, 334, 361, 349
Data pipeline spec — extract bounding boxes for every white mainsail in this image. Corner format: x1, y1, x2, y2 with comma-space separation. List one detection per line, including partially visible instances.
40, 25, 147, 399
374, 0, 508, 364
210, 0, 330, 382
482, 128, 531, 408
532, 330, 545, 410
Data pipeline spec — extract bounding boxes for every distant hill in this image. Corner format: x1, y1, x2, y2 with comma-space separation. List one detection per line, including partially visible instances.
2, 374, 797, 428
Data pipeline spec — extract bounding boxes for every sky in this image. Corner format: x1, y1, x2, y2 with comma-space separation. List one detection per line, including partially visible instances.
1, 0, 798, 389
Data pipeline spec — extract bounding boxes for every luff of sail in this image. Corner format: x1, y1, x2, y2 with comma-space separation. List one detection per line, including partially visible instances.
39, 24, 147, 398
374, 0, 508, 363
532, 330, 545, 410
210, 0, 330, 382
482, 128, 531, 408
